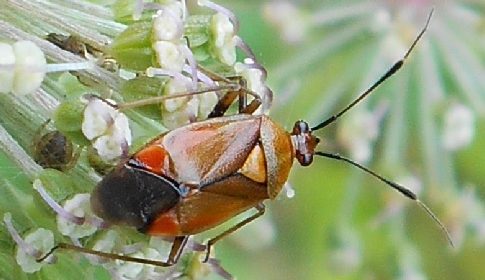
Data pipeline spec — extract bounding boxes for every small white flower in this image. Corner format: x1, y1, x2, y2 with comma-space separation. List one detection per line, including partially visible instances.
152, 2, 185, 41
0, 41, 46, 96
153, 14, 180, 42
163, 77, 192, 112
92, 132, 125, 161
16, 228, 55, 273
82, 98, 132, 161
0, 40, 92, 95
442, 103, 475, 151
140, 247, 164, 277
12, 41, 47, 96
93, 114, 131, 161
4, 213, 56, 273
82, 98, 116, 140
153, 41, 186, 72
57, 193, 98, 238
210, 13, 236, 65
93, 230, 118, 253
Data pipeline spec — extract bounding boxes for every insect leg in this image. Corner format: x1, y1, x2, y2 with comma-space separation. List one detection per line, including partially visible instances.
198, 65, 262, 117
229, 76, 262, 115
203, 204, 265, 263
207, 79, 262, 117
37, 236, 189, 267
207, 90, 239, 118
166, 235, 189, 264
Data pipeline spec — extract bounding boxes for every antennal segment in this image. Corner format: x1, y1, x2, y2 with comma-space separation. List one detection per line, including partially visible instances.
311, 9, 434, 131
315, 151, 454, 247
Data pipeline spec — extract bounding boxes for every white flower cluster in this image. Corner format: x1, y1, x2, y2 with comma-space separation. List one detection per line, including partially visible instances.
152, 1, 187, 72
148, 0, 230, 129
135, 0, 273, 129
82, 97, 132, 162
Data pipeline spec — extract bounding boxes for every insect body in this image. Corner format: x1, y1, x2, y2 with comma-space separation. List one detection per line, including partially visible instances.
92, 114, 298, 234
89, 114, 304, 263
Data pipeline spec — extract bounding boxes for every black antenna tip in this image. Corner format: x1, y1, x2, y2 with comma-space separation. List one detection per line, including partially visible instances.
389, 181, 417, 200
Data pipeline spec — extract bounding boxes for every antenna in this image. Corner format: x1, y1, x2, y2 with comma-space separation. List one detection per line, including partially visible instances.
311, 9, 434, 131
315, 151, 454, 247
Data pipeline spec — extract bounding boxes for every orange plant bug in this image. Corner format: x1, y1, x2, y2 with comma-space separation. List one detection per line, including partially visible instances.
38, 9, 453, 268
